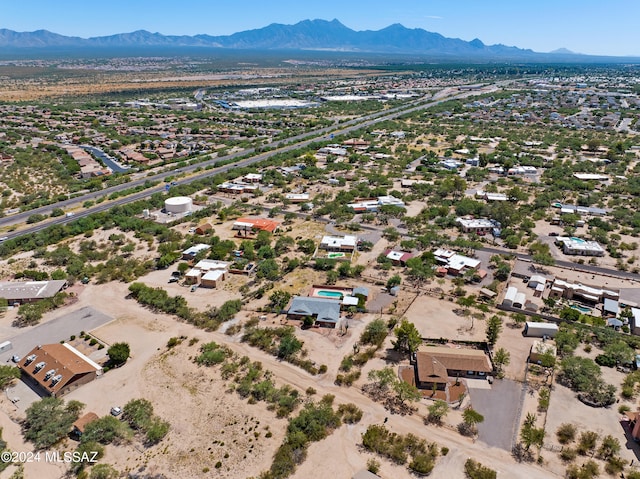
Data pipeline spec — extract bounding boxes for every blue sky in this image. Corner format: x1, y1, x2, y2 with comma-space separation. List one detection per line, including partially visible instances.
3, 0, 639, 56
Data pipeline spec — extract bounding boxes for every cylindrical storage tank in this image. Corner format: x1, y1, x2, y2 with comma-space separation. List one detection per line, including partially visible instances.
165, 196, 193, 214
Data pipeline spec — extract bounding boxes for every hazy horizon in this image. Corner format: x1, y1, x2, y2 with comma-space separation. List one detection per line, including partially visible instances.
2, 0, 640, 57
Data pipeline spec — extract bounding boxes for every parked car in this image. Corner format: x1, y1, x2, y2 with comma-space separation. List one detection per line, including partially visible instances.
168, 277, 179, 283
110, 406, 122, 416
11, 355, 20, 363
549, 232, 559, 237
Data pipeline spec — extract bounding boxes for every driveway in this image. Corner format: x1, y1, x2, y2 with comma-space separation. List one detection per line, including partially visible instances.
0, 306, 113, 363
469, 378, 523, 450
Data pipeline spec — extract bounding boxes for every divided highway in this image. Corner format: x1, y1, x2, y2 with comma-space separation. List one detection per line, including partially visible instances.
0, 82, 509, 240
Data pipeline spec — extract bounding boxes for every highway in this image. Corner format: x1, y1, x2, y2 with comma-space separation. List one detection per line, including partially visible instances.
0, 82, 504, 240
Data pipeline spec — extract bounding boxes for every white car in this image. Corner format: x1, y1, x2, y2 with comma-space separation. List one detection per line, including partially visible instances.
110, 406, 122, 416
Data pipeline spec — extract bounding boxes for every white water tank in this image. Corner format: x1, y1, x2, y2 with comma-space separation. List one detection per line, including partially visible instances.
165, 196, 192, 214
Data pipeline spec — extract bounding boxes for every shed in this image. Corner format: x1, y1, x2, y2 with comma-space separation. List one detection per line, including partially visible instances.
72, 412, 99, 436
502, 286, 518, 308
528, 275, 547, 289
195, 223, 213, 235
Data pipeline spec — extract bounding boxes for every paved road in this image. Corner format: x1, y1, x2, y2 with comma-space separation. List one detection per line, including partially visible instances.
0, 306, 113, 363
0, 82, 508, 240
478, 245, 640, 281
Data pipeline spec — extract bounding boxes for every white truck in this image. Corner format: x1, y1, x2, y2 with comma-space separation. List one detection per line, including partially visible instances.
0, 340, 12, 354
523, 322, 559, 338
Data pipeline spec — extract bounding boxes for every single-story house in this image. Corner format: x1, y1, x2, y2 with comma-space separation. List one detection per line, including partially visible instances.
287, 296, 341, 328
383, 249, 414, 266
414, 347, 493, 390
182, 243, 210, 260
201, 269, 225, 288
233, 217, 281, 234
319, 235, 357, 252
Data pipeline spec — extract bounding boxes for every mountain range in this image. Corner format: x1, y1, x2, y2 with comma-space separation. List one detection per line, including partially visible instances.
0, 19, 605, 60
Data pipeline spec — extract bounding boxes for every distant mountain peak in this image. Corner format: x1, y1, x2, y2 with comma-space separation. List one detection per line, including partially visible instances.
550, 47, 576, 54
0, 19, 606, 61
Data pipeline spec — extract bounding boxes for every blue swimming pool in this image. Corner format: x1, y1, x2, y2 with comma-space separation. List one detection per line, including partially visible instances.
317, 290, 344, 298
571, 304, 591, 313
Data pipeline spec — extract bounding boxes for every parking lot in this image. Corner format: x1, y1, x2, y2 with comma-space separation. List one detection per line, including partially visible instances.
0, 306, 113, 363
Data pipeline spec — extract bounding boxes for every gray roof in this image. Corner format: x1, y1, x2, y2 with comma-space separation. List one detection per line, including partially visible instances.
604, 298, 619, 314
352, 286, 369, 297
0, 280, 67, 301
288, 296, 341, 323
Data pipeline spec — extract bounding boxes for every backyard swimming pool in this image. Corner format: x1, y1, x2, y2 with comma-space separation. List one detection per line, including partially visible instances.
316, 290, 344, 298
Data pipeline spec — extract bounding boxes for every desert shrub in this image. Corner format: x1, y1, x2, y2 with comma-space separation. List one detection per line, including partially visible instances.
556, 423, 577, 445
337, 403, 363, 424
464, 458, 496, 479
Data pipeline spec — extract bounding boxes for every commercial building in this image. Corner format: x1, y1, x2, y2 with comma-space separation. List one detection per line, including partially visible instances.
18, 343, 103, 398
0, 280, 67, 305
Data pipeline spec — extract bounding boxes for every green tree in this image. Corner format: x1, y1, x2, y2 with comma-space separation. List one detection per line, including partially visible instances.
393, 378, 421, 405
427, 400, 449, 425
603, 341, 635, 365
360, 319, 388, 346
107, 342, 130, 367
520, 413, 545, 450
386, 274, 401, 290
269, 290, 292, 312
122, 399, 154, 431
256, 258, 280, 280
485, 315, 502, 346
461, 407, 484, 436
0, 365, 21, 390
278, 334, 302, 359
493, 348, 511, 374
24, 397, 84, 449
367, 367, 397, 393
392, 319, 421, 354
81, 415, 132, 445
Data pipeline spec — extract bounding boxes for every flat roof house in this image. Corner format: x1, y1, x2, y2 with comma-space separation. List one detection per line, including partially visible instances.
18, 343, 103, 398
319, 235, 357, 252
455, 217, 495, 234
182, 244, 211, 261
555, 237, 605, 257
287, 296, 341, 328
